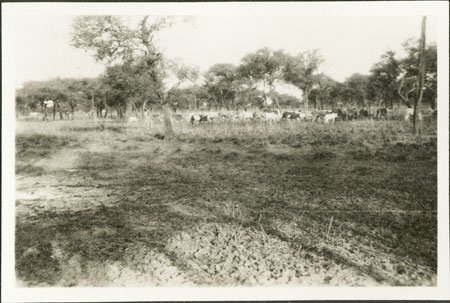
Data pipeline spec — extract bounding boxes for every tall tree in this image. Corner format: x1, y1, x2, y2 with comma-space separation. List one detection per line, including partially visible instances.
282, 50, 323, 109
413, 17, 427, 134
312, 73, 340, 110
204, 63, 238, 109
344, 73, 370, 109
71, 15, 188, 137
238, 48, 288, 109
367, 51, 400, 108
398, 39, 436, 110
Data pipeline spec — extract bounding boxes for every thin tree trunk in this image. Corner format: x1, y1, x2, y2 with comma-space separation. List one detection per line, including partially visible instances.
304, 89, 310, 109
162, 103, 174, 138
42, 103, 48, 121
141, 100, 147, 119
103, 100, 107, 118
192, 91, 198, 109
125, 101, 133, 120
92, 94, 97, 121
131, 101, 138, 117
58, 102, 64, 120
413, 16, 426, 134
270, 86, 281, 110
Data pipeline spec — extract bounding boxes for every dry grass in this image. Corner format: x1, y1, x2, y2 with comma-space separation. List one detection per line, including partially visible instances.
15, 116, 437, 286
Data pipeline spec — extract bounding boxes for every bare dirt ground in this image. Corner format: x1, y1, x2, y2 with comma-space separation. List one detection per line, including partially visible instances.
15, 120, 437, 286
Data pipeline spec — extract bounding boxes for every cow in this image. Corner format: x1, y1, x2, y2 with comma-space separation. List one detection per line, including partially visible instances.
282, 111, 300, 120
345, 108, 358, 120
300, 110, 314, 121
404, 108, 422, 122
172, 113, 184, 122
324, 113, 338, 123
264, 109, 281, 121
358, 109, 369, 119
151, 113, 163, 122
313, 110, 328, 122
191, 114, 208, 124
219, 112, 232, 120
252, 111, 265, 120
287, 112, 301, 121
376, 108, 388, 120
206, 112, 220, 122
239, 111, 254, 120
331, 109, 346, 121
29, 112, 40, 119
128, 116, 138, 123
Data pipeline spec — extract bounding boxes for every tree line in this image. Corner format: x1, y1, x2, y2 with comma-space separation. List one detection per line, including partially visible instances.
15, 16, 436, 134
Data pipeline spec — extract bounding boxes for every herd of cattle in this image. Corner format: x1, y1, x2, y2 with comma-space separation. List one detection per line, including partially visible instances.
163, 107, 431, 125
25, 106, 435, 124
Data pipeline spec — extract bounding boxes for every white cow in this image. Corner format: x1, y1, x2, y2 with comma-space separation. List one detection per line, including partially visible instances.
128, 116, 138, 123
301, 111, 314, 121
404, 108, 422, 122
206, 112, 220, 122
324, 113, 338, 123
43, 100, 54, 108
264, 109, 282, 121
239, 111, 254, 120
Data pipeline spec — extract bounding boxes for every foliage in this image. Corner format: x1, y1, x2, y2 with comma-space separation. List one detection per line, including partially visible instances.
310, 74, 341, 109
283, 50, 324, 108
398, 40, 437, 108
238, 48, 289, 108
342, 73, 370, 108
204, 63, 238, 109
366, 51, 400, 108
17, 20, 438, 117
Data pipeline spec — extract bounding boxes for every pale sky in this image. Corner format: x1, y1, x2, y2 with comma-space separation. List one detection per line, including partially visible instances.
13, 14, 437, 89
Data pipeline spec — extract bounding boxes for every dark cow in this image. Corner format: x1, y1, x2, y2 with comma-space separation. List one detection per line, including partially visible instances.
376, 108, 388, 120
358, 109, 369, 119
347, 109, 358, 120
313, 110, 328, 122
282, 111, 300, 121
191, 114, 208, 124
332, 109, 346, 121
173, 113, 183, 121
287, 112, 301, 120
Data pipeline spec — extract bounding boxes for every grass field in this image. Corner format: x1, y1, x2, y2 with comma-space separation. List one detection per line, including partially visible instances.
15, 116, 437, 286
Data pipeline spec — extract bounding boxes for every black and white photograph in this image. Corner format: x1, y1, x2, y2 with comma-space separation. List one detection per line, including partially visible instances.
2, 1, 449, 301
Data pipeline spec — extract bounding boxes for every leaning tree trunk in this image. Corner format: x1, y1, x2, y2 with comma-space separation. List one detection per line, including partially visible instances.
413, 16, 426, 135
162, 103, 174, 138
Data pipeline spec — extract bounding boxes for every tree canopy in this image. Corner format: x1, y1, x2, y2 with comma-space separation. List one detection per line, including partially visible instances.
17, 18, 438, 121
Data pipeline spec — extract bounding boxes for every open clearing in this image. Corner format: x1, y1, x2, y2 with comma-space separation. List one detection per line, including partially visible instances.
15, 118, 437, 286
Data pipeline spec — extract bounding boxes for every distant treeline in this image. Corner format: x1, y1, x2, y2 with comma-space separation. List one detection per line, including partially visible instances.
16, 40, 436, 119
